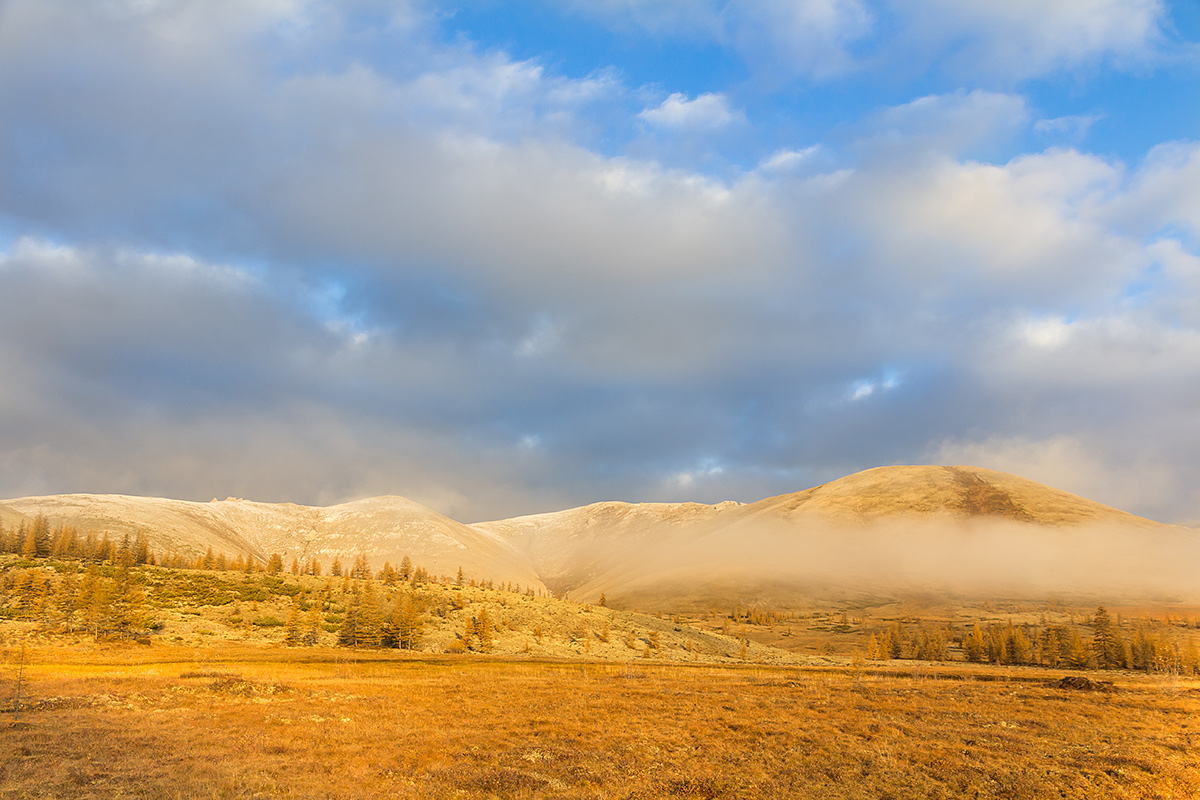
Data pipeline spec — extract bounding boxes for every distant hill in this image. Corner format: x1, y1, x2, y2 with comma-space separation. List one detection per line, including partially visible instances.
6, 465, 1193, 608
731, 465, 1165, 528
471, 500, 742, 594
562, 466, 1196, 610
2, 493, 545, 591
0, 503, 30, 531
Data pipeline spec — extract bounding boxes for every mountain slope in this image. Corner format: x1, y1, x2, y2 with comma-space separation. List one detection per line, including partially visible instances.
472, 500, 742, 594
5, 465, 1191, 609
566, 466, 1197, 609
0, 503, 30, 531
2, 493, 545, 590
733, 465, 1163, 528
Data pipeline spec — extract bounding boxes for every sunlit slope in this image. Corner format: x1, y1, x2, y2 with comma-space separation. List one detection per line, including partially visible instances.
2, 493, 265, 561
3, 493, 546, 590
735, 465, 1165, 527
568, 466, 1195, 610
472, 500, 741, 594
209, 495, 546, 589
0, 502, 31, 531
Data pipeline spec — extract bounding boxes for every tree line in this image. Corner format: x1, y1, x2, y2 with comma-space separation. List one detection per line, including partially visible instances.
866, 607, 1200, 674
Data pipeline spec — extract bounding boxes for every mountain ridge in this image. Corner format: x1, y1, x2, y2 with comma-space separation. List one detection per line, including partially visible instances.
5, 465, 1192, 607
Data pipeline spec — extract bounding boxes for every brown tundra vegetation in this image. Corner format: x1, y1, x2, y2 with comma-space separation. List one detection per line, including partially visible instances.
2, 644, 1199, 800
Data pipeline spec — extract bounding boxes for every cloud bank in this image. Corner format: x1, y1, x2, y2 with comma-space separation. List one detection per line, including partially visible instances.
0, 0, 1199, 524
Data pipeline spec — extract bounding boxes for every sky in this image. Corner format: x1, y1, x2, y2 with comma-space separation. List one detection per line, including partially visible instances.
1, 0, 1199, 524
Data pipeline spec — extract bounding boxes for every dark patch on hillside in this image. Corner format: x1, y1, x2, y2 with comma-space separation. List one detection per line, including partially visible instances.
946, 467, 1035, 522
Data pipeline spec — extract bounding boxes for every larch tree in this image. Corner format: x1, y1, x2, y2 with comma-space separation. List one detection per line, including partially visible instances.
1092, 607, 1125, 669
284, 596, 303, 646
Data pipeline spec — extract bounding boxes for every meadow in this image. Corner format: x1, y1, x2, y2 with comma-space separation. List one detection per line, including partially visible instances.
2, 643, 1199, 799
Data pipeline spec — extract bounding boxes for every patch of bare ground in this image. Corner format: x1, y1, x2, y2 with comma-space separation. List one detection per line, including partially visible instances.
2, 646, 1198, 799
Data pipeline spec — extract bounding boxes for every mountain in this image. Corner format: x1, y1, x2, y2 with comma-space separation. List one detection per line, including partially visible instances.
730, 465, 1165, 528
5, 465, 1193, 609
561, 466, 1196, 609
1, 493, 545, 590
471, 500, 743, 594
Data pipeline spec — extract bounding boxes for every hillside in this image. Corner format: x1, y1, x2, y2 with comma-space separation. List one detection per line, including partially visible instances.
568, 466, 1198, 610
4, 465, 1192, 610
2, 493, 545, 590
0, 502, 29, 530
471, 500, 742, 594
733, 465, 1166, 527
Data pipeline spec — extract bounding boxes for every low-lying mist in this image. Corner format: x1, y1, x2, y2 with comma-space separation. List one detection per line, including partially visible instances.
580, 515, 1200, 605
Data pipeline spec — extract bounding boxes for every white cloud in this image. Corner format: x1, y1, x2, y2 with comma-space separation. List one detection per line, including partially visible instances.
638, 92, 741, 129
863, 90, 1029, 157
893, 0, 1168, 79
4, 0, 1200, 525
559, 0, 1172, 82
758, 146, 822, 172
1034, 113, 1105, 140
1107, 140, 1200, 239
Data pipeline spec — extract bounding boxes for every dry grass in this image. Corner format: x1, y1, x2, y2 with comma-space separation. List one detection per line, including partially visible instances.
2, 644, 1199, 799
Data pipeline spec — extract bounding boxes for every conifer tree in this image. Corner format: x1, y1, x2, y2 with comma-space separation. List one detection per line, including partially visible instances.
134, 532, 150, 565
1092, 607, 1124, 669
867, 633, 884, 660
358, 583, 383, 647
116, 534, 134, 568
964, 624, 986, 663
1065, 628, 1091, 669
28, 514, 52, 558
284, 597, 303, 646
110, 563, 146, 636
395, 593, 422, 650
351, 553, 372, 580
56, 570, 79, 630
11, 570, 34, 614
463, 614, 479, 651
97, 533, 115, 562
77, 566, 112, 638
21, 526, 38, 559
337, 589, 361, 647
399, 555, 412, 580
267, 553, 284, 575
303, 599, 322, 646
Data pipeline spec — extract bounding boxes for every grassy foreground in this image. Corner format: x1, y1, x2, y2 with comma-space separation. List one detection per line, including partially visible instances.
2, 645, 1199, 799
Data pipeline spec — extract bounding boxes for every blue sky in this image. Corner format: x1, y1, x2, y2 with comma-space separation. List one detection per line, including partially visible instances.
1, 0, 1199, 523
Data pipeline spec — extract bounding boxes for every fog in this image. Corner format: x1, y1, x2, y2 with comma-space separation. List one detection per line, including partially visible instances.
579, 516, 1200, 605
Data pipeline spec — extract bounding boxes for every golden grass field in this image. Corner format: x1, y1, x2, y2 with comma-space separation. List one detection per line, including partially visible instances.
3, 643, 1199, 799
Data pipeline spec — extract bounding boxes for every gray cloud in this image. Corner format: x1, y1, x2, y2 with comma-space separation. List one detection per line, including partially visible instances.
0, 1, 1199, 526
